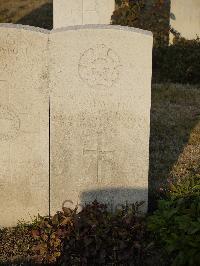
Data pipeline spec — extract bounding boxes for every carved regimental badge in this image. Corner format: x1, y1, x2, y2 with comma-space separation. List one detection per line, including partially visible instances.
78, 44, 121, 88
0, 105, 20, 142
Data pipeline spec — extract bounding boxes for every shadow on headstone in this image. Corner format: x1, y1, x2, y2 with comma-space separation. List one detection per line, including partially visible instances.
80, 187, 148, 212
16, 3, 53, 30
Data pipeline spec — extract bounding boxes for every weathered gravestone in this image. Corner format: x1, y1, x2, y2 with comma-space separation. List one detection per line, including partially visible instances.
170, 0, 200, 41
0, 23, 152, 227
50, 25, 153, 213
0, 25, 49, 227
53, 0, 115, 28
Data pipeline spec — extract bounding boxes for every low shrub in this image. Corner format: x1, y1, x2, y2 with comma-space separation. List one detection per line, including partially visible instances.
0, 201, 153, 265
113, 1, 200, 84
148, 175, 200, 266
30, 202, 77, 264
153, 38, 200, 84
1, 176, 200, 265
59, 201, 149, 265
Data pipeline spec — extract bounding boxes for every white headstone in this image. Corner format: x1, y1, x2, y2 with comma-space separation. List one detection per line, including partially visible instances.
170, 0, 200, 41
50, 25, 153, 212
0, 25, 49, 227
53, 0, 115, 28
0, 24, 152, 227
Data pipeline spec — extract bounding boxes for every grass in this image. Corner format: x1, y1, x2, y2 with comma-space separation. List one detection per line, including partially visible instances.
0, 0, 53, 29
0, 83, 199, 264
0, 223, 34, 264
149, 83, 200, 207
0, 3, 199, 188
1, 1, 199, 201
0, 3, 200, 264
0, 0, 200, 217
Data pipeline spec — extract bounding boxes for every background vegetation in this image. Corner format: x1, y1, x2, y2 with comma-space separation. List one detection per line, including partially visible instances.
0, 0, 200, 83
112, 0, 200, 84
0, 0, 200, 265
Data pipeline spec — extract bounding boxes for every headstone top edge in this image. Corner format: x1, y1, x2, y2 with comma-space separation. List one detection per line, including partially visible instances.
0, 23, 49, 34
0, 23, 153, 37
51, 24, 153, 37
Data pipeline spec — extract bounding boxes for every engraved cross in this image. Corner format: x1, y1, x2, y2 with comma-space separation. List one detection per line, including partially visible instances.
83, 138, 114, 182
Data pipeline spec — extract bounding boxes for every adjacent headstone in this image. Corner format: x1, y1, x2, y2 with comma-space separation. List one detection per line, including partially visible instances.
170, 0, 200, 41
53, 0, 115, 28
50, 25, 153, 212
0, 25, 49, 227
0, 24, 152, 227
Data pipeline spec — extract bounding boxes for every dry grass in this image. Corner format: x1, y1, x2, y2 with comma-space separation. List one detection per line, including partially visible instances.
149, 83, 200, 206
0, 0, 200, 204
0, 223, 34, 264
0, 0, 52, 29
0, 3, 200, 264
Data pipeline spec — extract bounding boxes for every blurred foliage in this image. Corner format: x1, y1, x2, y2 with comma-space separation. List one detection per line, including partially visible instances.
112, 0, 170, 47
113, 1, 200, 84
153, 37, 200, 84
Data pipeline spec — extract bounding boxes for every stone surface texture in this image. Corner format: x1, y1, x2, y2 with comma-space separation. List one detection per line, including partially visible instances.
53, 0, 115, 28
0, 25, 49, 227
50, 25, 153, 213
0, 24, 152, 227
170, 0, 200, 41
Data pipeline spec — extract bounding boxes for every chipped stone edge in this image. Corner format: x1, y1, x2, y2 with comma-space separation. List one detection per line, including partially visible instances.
0, 23, 152, 37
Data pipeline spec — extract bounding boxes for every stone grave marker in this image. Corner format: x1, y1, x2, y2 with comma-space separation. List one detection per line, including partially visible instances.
0, 25, 49, 227
50, 25, 153, 213
53, 0, 115, 28
0, 23, 152, 227
170, 0, 200, 41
